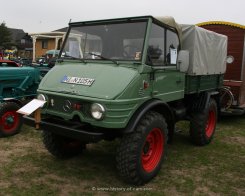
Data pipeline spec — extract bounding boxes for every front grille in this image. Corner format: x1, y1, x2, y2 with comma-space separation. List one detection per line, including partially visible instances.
139, 88, 144, 96
47, 95, 88, 115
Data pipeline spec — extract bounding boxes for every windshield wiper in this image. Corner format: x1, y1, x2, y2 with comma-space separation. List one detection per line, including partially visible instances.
62, 55, 86, 63
88, 52, 119, 65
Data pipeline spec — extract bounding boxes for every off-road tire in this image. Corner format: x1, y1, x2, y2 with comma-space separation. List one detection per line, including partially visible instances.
42, 131, 86, 159
0, 102, 23, 137
116, 111, 168, 185
190, 98, 217, 146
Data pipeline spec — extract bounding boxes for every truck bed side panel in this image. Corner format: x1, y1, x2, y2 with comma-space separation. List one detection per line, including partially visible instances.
185, 74, 224, 94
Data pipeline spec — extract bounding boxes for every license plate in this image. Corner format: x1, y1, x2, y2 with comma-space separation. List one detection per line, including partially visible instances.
61, 76, 95, 86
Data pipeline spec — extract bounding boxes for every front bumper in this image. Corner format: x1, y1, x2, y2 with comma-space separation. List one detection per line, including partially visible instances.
23, 115, 104, 142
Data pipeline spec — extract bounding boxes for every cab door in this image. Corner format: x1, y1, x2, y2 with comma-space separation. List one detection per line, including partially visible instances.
152, 69, 185, 102
147, 23, 185, 101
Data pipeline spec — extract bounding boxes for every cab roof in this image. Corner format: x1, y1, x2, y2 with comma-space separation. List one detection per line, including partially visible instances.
69, 15, 182, 41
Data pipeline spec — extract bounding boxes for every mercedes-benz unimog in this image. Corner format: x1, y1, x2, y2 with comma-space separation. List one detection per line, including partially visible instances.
0, 67, 40, 136
23, 16, 227, 185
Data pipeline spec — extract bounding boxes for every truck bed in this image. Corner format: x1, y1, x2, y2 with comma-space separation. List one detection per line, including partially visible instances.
185, 74, 224, 94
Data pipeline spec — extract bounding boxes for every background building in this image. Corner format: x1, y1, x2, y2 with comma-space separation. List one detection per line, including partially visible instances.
0, 28, 32, 59
30, 27, 67, 62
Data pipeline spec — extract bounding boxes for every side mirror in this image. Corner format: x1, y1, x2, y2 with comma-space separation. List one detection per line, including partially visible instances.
177, 50, 189, 73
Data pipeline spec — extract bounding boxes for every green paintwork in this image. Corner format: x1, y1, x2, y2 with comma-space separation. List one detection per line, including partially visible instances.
39, 62, 139, 100
0, 67, 40, 102
39, 63, 186, 128
38, 61, 150, 128
38, 16, 223, 129
152, 68, 185, 101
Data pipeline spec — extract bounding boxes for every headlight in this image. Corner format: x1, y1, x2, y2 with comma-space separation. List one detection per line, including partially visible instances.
91, 103, 105, 120
37, 94, 46, 101
37, 93, 48, 107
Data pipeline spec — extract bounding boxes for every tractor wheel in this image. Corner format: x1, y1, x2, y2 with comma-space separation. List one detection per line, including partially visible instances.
190, 98, 217, 145
42, 130, 86, 159
116, 111, 168, 185
0, 102, 23, 137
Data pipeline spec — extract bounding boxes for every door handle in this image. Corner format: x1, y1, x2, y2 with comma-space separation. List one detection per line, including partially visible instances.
152, 91, 158, 95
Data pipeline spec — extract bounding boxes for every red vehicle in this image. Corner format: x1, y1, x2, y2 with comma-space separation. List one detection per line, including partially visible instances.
197, 21, 245, 115
0, 60, 21, 67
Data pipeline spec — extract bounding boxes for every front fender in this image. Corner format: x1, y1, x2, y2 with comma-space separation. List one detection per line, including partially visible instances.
124, 99, 174, 133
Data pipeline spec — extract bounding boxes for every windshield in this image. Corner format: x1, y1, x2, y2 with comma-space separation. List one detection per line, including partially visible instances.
61, 21, 147, 61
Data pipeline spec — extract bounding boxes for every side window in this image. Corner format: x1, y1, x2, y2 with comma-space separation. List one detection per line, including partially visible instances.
42, 40, 48, 49
146, 24, 165, 66
166, 30, 179, 65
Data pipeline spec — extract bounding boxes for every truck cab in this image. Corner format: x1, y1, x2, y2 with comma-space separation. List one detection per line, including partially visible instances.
36, 16, 185, 129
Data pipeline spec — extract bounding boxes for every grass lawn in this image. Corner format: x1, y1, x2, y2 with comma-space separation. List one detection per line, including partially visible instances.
0, 115, 244, 196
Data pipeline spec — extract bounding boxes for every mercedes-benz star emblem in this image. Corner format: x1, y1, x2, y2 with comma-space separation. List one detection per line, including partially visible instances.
63, 100, 72, 112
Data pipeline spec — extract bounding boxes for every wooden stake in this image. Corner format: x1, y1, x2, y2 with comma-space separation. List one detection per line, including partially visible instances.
34, 108, 41, 129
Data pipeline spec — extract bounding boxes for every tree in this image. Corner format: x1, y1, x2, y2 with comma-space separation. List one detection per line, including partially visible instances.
0, 22, 12, 49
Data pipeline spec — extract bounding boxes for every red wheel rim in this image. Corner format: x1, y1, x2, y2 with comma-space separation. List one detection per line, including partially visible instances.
141, 128, 164, 173
0, 111, 20, 133
205, 110, 216, 138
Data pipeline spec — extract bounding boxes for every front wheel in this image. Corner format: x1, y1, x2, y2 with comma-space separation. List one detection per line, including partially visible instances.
42, 131, 86, 159
190, 98, 217, 145
116, 111, 168, 185
0, 102, 23, 137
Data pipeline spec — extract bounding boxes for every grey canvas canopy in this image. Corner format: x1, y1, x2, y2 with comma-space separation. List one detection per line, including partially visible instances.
181, 25, 228, 75
155, 16, 227, 76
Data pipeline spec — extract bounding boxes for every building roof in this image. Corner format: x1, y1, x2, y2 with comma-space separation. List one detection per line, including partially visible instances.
53, 27, 68, 32
8, 28, 26, 41
30, 31, 65, 39
196, 21, 245, 29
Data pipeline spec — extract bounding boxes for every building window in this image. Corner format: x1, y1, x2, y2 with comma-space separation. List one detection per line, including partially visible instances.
21, 39, 26, 44
42, 40, 48, 49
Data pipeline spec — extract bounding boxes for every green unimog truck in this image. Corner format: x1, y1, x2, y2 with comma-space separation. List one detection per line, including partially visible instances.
23, 16, 227, 185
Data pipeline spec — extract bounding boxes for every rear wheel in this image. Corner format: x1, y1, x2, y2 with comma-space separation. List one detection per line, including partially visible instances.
116, 111, 168, 185
0, 102, 23, 137
190, 98, 217, 145
42, 130, 86, 159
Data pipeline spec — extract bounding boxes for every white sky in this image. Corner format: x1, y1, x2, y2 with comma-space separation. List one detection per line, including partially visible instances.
1, 0, 244, 33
